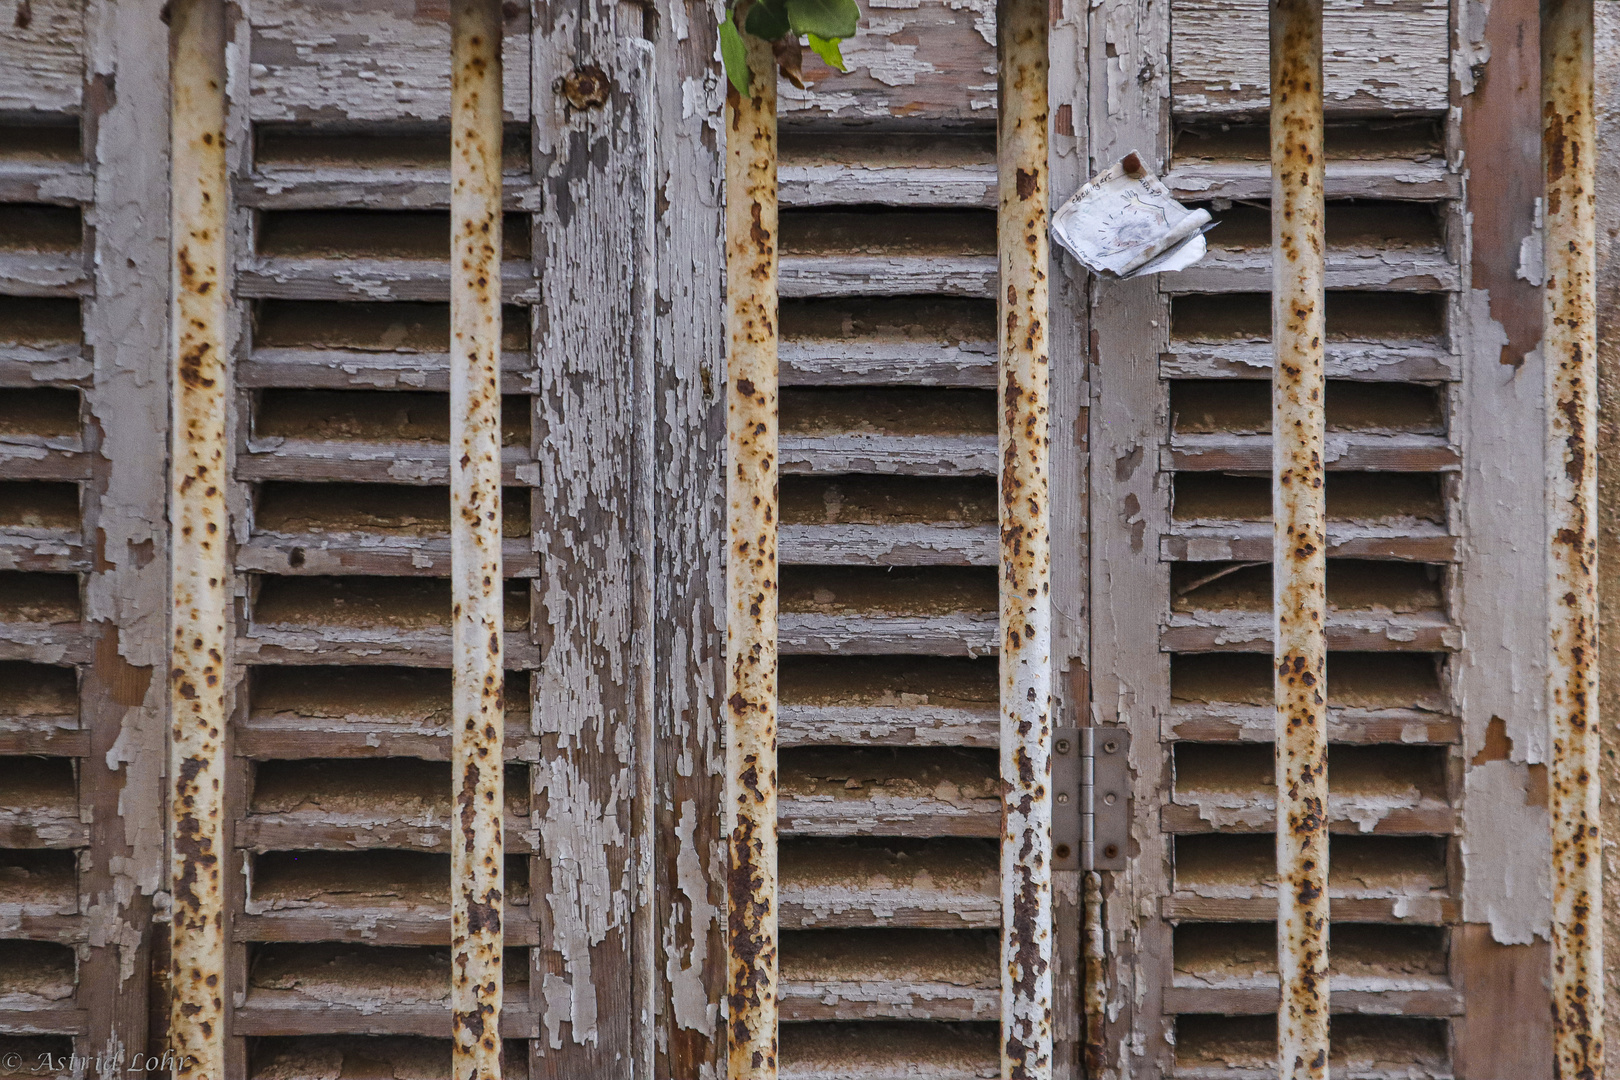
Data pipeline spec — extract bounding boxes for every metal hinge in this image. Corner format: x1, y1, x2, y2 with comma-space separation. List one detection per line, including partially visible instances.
1053, 724, 1130, 872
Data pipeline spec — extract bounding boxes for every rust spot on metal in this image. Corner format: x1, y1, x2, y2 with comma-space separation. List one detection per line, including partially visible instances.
167, 1, 230, 1075
998, 0, 1052, 1074
557, 63, 611, 110
449, 2, 506, 1078
1271, 2, 1329, 1077
1543, 3, 1603, 1078
725, 26, 780, 1080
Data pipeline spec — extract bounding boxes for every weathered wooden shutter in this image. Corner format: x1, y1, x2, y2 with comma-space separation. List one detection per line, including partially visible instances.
0, 0, 170, 1067
762, 7, 1049, 1076
1086, 1, 1560, 1076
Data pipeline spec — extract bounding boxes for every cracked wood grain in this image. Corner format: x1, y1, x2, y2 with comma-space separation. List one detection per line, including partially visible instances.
530, 0, 654, 1072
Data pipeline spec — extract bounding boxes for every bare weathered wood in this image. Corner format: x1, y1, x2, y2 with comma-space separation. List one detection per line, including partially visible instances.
1165, 159, 1459, 202
650, 5, 738, 1063
1163, 895, 1460, 924
1162, 985, 1464, 1016
1159, 612, 1459, 652
237, 171, 543, 212
1160, 342, 1458, 383
237, 442, 538, 485
1163, 705, 1460, 745
1171, 0, 1449, 116
247, 0, 532, 122
235, 536, 541, 578
0, 0, 84, 113
1167, 432, 1460, 472
1162, 523, 1457, 563
778, 612, 999, 656
777, 0, 997, 123
779, 522, 997, 567
779, 434, 997, 477
239, 348, 537, 393
1086, 0, 1174, 1071
236, 257, 539, 304
529, 0, 654, 1069
779, 256, 998, 299
1163, 250, 1459, 294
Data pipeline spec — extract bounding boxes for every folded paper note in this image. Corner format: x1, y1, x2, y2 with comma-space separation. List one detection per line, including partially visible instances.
1050, 151, 1214, 278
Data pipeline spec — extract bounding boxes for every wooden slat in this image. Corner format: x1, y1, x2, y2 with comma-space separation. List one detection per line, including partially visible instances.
780, 340, 997, 389
777, 0, 996, 124
780, 799, 1000, 839
235, 632, 542, 669
0, 445, 90, 481
0, 1007, 89, 1036
0, 254, 89, 298
779, 982, 997, 1023
236, 535, 540, 578
235, 815, 538, 855
0, 627, 94, 665
1160, 801, 1456, 836
0, 347, 93, 389
1160, 612, 1461, 652
0, 810, 86, 849
233, 910, 541, 947
246, 0, 532, 122
778, 612, 998, 656
237, 442, 538, 486
779, 255, 998, 299
0, 727, 90, 756
780, 523, 996, 567
0, 0, 84, 114
1160, 341, 1458, 383
0, 914, 85, 944
1161, 524, 1456, 563
1165, 159, 1458, 202
1162, 705, 1460, 745
1161, 895, 1459, 925
236, 170, 542, 211
780, 434, 997, 477
238, 348, 536, 393
1161, 984, 1464, 1016
232, 997, 538, 1038
0, 536, 91, 575
778, 164, 996, 209
0, 165, 95, 206
1167, 433, 1460, 472
779, 704, 998, 748
235, 258, 538, 305
234, 724, 539, 762
1170, 0, 1449, 117
1163, 250, 1459, 294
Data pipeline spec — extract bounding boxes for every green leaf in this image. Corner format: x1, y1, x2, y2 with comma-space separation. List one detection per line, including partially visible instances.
805, 32, 847, 71
720, 12, 751, 97
782, 0, 859, 41
745, 0, 791, 42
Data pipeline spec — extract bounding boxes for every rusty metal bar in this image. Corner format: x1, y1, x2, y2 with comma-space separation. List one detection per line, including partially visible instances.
1270, 2, 1329, 1077
1081, 871, 1106, 1077
725, 29, 780, 1080
449, 1, 505, 1075
167, 0, 229, 1074
997, 0, 1052, 1073
1543, 1, 1604, 1075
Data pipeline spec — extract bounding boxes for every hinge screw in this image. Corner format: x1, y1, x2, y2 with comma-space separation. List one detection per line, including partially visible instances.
1056, 739, 1071, 754
1057, 792, 1070, 804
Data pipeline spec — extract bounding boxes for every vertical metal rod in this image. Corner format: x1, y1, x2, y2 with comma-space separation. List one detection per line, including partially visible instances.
450, 1, 505, 1076
1543, 2, 1603, 1076
167, 0, 229, 1074
1270, 2, 1328, 1078
724, 30, 780, 1080
1080, 871, 1106, 1078
997, 0, 1052, 1073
